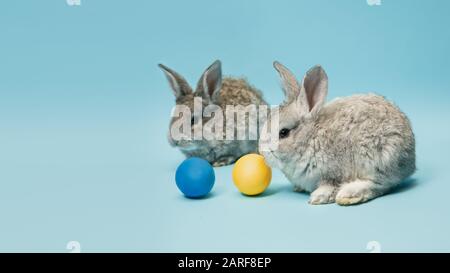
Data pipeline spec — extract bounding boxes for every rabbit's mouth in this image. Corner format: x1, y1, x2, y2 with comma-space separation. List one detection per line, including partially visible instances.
178, 144, 197, 152
261, 150, 281, 169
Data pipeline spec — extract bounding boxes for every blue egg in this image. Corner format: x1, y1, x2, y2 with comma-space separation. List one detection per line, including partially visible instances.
175, 157, 215, 198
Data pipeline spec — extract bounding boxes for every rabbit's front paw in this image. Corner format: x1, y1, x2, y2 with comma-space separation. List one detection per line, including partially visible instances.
212, 156, 236, 167
309, 184, 336, 205
212, 161, 227, 167
335, 180, 376, 206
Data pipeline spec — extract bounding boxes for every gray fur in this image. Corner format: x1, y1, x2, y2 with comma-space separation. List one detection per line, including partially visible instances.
260, 62, 415, 205
159, 60, 267, 167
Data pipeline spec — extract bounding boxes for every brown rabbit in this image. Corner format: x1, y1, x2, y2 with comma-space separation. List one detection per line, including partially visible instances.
159, 60, 268, 166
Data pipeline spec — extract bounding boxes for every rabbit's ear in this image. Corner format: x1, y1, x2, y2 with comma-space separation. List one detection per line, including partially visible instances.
274, 61, 310, 115
301, 65, 328, 114
158, 64, 193, 99
273, 61, 302, 103
197, 60, 222, 103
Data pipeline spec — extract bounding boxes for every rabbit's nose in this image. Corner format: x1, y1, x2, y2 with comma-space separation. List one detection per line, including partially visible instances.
259, 138, 279, 153
167, 132, 175, 146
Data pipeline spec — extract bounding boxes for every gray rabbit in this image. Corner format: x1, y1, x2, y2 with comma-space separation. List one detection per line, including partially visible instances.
159, 60, 267, 167
259, 62, 415, 205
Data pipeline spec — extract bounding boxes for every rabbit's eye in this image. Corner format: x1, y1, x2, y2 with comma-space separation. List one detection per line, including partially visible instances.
279, 128, 290, 139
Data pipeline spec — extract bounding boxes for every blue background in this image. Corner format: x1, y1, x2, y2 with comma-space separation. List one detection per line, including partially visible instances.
0, 0, 449, 252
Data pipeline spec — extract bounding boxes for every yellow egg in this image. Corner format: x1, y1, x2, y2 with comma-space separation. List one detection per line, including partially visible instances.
232, 154, 272, 196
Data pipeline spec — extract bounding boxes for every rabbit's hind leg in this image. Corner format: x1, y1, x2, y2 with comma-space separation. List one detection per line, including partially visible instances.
335, 179, 383, 206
